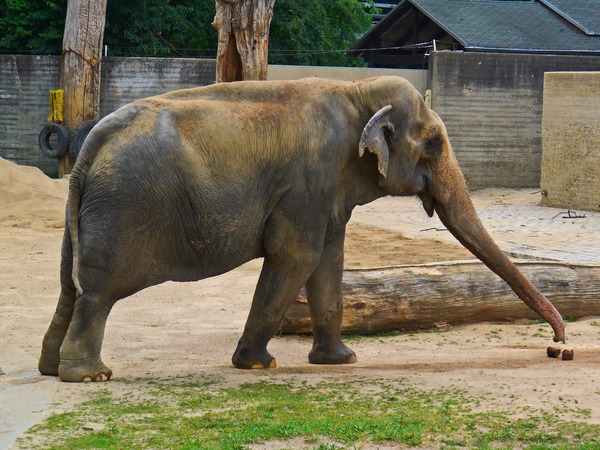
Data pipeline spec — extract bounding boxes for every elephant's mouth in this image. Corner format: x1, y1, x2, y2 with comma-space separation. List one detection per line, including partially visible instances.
415, 164, 436, 218
418, 192, 436, 218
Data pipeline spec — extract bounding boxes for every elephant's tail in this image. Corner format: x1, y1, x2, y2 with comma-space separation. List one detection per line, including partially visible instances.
65, 105, 146, 295
66, 118, 103, 296
67, 172, 83, 296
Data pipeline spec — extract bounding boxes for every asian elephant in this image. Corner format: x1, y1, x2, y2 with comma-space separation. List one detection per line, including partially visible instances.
38, 76, 565, 382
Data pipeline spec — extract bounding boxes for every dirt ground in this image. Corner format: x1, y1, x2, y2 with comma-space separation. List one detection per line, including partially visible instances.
1, 157, 600, 448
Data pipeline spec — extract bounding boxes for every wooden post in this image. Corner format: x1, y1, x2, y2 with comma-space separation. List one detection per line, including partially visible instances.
59, 0, 107, 177
213, 0, 276, 82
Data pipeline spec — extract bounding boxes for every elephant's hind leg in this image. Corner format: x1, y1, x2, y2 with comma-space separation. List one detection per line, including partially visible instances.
39, 230, 77, 376
305, 230, 356, 365
57, 289, 115, 382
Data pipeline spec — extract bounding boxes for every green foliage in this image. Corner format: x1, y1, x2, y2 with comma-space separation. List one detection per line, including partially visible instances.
0, 0, 375, 65
21, 378, 600, 449
0, 0, 66, 54
270, 0, 375, 66
104, 0, 217, 57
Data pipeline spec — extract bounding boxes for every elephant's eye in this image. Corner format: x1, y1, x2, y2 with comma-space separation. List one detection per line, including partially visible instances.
424, 136, 443, 159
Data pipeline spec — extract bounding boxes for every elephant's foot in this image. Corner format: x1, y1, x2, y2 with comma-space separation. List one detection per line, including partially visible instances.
38, 348, 60, 376
58, 356, 113, 382
39, 327, 69, 376
232, 343, 277, 370
309, 341, 357, 365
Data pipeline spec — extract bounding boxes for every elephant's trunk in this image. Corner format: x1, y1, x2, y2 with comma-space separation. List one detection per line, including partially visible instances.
427, 145, 565, 343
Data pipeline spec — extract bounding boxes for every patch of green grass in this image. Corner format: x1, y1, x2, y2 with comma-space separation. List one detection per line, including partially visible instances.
485, 328, 503, 340
532, 324, 553, 338
534, 316, 577, 324
21, 378, 600, 450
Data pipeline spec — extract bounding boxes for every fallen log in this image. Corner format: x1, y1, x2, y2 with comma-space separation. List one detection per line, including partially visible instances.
282, 260, 600, 335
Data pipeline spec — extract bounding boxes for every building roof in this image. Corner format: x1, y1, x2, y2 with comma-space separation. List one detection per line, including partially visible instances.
351, 0, 600, 57
540, 0, 600, 36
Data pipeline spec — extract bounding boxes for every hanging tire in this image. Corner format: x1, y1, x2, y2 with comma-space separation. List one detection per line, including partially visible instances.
69, 119, 99, 162
39, 123, 69, 158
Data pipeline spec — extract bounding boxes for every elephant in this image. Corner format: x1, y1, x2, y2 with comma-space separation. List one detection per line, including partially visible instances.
38, 76, 565, 382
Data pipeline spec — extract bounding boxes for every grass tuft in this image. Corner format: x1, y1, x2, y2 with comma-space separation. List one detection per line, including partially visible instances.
21, 377, 600, 449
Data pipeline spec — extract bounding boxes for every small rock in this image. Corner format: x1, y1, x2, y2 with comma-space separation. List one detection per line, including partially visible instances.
547, 346, 561, 358
562, 349, 575, 361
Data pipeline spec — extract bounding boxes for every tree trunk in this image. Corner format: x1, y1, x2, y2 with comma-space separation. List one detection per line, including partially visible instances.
59, 0, 107, 177
213, 0, 276, 82
282, 261, 600, 335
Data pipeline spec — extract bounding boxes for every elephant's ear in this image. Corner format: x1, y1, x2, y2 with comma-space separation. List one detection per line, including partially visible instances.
359, 105, 394, 178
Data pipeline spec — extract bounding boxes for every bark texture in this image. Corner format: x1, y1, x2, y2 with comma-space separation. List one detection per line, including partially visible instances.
282, 261, 600, 335
59, 0, 107, 176
213, 0, 276, 82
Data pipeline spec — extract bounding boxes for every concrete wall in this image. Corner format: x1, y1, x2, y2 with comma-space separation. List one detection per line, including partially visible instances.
268, 64, 427, 92
0, 55, 217, 174
0, 55, 60, 173
540, 72, 600, 212
4, 52, 599, 186
430, 51, 600, 188
0, 55, 424, 174
100, 57, 216, 117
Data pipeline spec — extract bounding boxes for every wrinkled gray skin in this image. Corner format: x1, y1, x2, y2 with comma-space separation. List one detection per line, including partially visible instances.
38, 77, 565, 382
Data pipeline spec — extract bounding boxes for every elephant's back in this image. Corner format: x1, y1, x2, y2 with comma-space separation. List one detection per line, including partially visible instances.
145, 77, 353, 104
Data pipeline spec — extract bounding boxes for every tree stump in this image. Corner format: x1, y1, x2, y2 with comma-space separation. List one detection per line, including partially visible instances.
282, 261, 600, 335
213, 0, 276, 82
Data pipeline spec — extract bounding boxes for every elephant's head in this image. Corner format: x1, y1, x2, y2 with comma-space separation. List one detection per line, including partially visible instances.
358, 78, 565, 343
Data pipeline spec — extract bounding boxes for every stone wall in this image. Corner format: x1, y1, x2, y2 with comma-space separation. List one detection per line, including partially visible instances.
430, 52, 600, 188
0, 55, 60, 173
267, 64, 427, 91
0, 55, 425, 174
3, 52, 599, 188
540, 72, 600, 212
99, 57, 216, 117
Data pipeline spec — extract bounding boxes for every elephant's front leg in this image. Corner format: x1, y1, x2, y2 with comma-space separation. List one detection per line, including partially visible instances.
232, 247, 321, 369
305, 230, 356, 365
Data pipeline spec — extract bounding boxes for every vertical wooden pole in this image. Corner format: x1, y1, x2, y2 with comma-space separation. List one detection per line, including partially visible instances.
59, 0, 107, 177
213, 0, 276, 83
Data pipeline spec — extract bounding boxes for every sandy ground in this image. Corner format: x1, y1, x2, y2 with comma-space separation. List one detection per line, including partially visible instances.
1, 157, 600, 449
